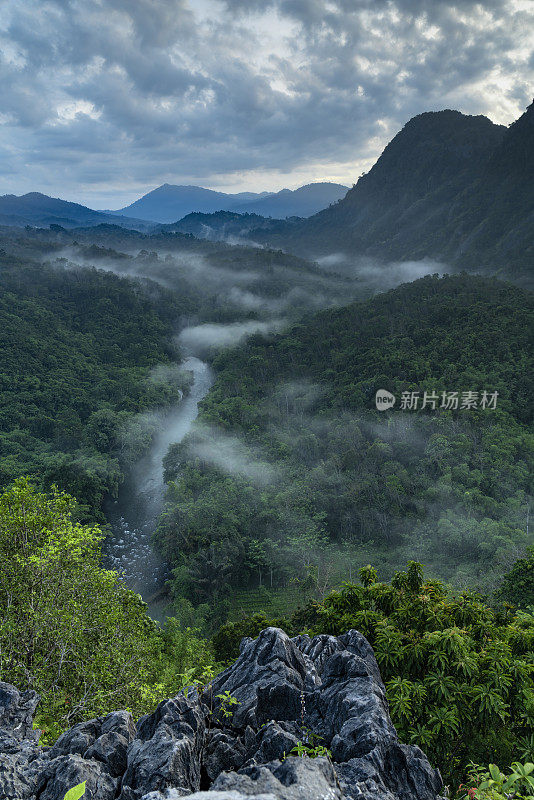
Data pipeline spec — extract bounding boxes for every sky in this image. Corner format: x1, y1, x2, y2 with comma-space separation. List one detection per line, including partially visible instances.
0, 0, 532, 209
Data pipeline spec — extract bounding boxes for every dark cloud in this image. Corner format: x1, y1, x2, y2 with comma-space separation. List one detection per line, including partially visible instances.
0, 0, 531, 206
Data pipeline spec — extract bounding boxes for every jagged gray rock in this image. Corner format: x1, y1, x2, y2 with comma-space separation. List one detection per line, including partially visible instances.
0, 628, 445, 800
141, 758, 341, 800
119, 695, 206, 799
36, 754, 117, 800
210, 757, 342, 799
0, 682, 48, 800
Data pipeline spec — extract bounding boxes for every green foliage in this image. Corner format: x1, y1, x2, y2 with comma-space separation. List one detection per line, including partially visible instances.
498, 548, 534, 609
215, 690, 241, 721
0, 256, 185, 517
456, 762, 534, 800
288, 741, 332, 759
63, 783, 86, 800
214, 562, 534, 788
0, 479, 218, 740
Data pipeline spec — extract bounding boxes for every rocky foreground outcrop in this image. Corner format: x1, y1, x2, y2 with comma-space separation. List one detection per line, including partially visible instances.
0, 628, 445, 799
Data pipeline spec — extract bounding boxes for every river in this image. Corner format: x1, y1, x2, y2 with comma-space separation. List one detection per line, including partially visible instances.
104, 356, 214, 619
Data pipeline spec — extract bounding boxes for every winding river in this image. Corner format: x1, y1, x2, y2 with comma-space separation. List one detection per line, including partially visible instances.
104, 357, 214, 618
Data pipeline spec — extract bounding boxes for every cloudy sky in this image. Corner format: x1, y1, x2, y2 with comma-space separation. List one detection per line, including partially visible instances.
0, 0, 532, 208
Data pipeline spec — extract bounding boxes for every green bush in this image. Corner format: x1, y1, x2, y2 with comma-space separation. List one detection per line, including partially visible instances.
0, 479, 217, 740
455, 761, 534, 799
214, 562, 534, 788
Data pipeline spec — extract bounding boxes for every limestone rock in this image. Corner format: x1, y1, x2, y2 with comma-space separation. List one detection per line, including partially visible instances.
0, 628, 445, 800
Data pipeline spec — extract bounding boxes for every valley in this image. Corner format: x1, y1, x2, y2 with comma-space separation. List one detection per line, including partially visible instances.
0, 97, 532, 796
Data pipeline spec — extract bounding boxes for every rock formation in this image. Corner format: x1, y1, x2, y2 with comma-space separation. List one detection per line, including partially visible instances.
0, 628, 445, 799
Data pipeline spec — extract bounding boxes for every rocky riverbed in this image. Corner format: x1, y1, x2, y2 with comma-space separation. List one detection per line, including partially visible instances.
0, 627, 445, 800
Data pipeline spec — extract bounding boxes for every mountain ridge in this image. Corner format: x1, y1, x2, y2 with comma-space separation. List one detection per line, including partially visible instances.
110, 181, 349, 223
0, 191, 153, 231
2, 104, 532, 280
250, 105, 533, 280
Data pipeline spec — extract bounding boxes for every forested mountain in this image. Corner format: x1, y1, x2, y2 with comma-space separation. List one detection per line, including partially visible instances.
0, 253, 193, 517
156, 274, 534, 616
252, 103, 534, 281
111, 182, 348, 223
158, 210, 285, 241
0, 192, 152, 230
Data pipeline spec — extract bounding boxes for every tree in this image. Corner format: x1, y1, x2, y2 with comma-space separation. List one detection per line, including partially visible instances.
213, 562, 534, 788
0, 478, 164, 739
497, 547, 534, 609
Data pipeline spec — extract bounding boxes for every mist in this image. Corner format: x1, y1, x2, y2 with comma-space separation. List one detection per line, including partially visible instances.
32, 231, 454, 342
187, 423, 279, 487
104, 357, 214, 608
177, 319, 286, 357
315, 253, 447, 294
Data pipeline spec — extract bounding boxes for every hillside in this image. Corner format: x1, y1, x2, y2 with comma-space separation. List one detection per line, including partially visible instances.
0, 192, 152, 230
0, 252, 192, 516
156, 273, 534, 609
253, 105, 534, 281
437, 98, 534, 276
158, 210, 285, 241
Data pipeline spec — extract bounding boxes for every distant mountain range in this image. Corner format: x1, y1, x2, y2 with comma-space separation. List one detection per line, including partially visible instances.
0, 182, 349, 231
250, 102, 534, 279
0, 192, 151, 231
1, 102, 532, 281
108, 182, 349, 223
229, 182, 349, 218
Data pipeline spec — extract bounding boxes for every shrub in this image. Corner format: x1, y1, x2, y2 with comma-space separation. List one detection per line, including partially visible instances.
213, 562, 534, 787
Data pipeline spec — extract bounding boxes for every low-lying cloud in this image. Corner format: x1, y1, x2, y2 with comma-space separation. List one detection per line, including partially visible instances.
177, 319, 285, 357
316, 254, 446, 291
187, 424, 279, 487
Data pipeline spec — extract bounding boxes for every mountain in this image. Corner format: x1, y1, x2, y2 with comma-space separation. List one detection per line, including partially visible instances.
437, 98, 534, 276
0, 192, 152, 230
111, 184, 272, 223
104, 105, 532, 279
252, 109, 508, 259
230, 182, 349, 217
250, 105, 534, 282
112, 182, 348, 223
